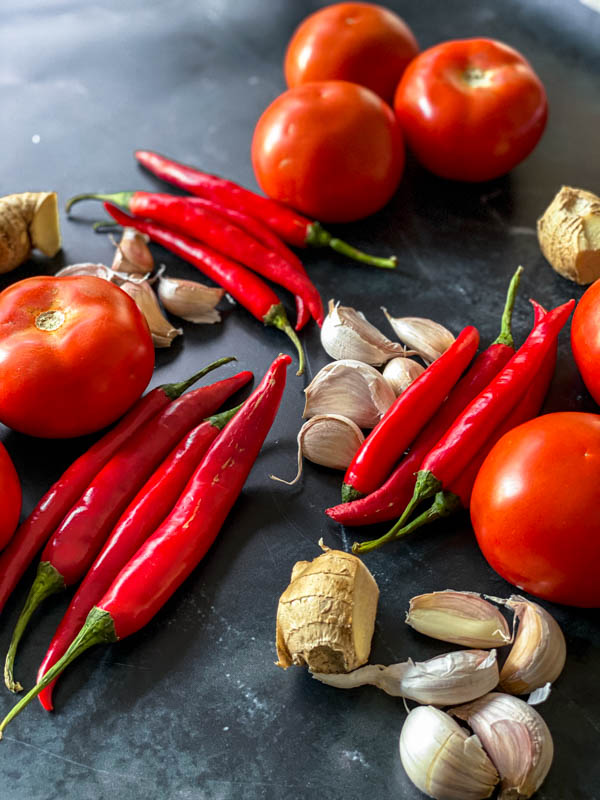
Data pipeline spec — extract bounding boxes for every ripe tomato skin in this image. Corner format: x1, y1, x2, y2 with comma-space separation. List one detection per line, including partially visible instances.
470, 412, 600, 607
0, 276, 155, 439
284, 2, 419, 104
251, 80, 404, 223
0, 443, 21, 550
394, 38, 548, 182
571, 280, 600, 404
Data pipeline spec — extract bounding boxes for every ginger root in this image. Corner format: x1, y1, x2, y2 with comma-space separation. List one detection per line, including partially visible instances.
275, 542, 379, 673
537, 186, 600, 284
0, 192, 61, 273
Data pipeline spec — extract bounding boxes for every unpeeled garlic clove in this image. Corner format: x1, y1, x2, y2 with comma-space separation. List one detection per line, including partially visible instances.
382, 356, 425, 395
271, 414, 364, 486
112, 227, 154, 276
382, 308, 455, 364
55, 263, 113, 280
157, 275, 225, 323
321, 299, 413, 365
120, 280, 182, 348
399, 705, 499, 800
406, 590, 512, 648
450, 692, 553, 800
303, 359, 396, 428
313, 648, 499, 707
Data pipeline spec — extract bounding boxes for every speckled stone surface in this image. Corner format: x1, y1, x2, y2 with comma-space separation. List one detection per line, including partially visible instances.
1, 1, 599, 798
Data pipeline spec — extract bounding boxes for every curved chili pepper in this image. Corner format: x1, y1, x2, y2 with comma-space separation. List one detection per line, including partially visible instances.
0, 354, 291, 737
341, 326, 480, 503
328, 267, 523, 525
0, 360, 231, 617
135, 150, 397, 269
103, 203, 306, 375
4, 369, 252, 692
37, 402, 241, 711
67, 191, 324, 330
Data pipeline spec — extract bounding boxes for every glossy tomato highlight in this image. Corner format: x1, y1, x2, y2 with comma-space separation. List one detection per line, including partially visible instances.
571, 279, 600, 404
0, 443, 21, 550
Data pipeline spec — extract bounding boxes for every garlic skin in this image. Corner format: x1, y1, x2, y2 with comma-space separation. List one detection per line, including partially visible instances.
321, 299, 411, 365
303, 359, 396, 428
112, 227, 154, 276
383, 308, 455, 364
498, 596, 566, 695
271, 414, 364, 486
120, 280, 182, 348
55, 263, 113, 280
382, 357, 425, 395
451, 692, 553, 800
312, 648, 499, 706
406, 590, 512, 648
399, 705, 499, 800
158, 275, 224, 323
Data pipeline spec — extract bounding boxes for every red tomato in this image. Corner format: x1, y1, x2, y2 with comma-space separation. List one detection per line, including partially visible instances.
0, 276, 154, 439
0, 443, 21, 549
571, 279, 600, 404
394, 38, 548, 182
284, 2, 419, 104
471, 412, 600, 607
251, 81, 404, 223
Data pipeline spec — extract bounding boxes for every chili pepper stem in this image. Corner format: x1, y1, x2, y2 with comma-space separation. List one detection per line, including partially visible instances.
264, 304, 305, 376
306, 222, 397, 269
65, 192, 135, 214
494, 266, 523, 347
4, 562, 65, 693
0, 607, 117, 737
393, 469, 442, 529
341, 483, 364, 503
161, 356, 236, 400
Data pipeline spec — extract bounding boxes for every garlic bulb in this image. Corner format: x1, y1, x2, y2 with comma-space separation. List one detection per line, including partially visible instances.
406, 590, 511, 648
321, 299, 412, 365
112, 227, 154, 276
55, 263, 113, 280
271, 415, 364, 486
120, 280, 182, 348
313, 649, 499, 706
382, 357, 425, 395
450, 692, 553, 799
399, 705, 499, 800
382, 308, 455, 364
157, 275, 225, 323
303, 359, 396, 428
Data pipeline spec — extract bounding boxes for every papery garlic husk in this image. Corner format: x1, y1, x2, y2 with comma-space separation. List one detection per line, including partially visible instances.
271, 415, 364, 486
120, 280, 182, 348
382, 356, 425, 395
112, 227, 154, 276
321, 299, 413, 365
450, 692, 553, 799
55, 263, 113, 280
399, 705, 499, 800
382, 308, 455, 364
406, 590, 511, 648
157, 275, 225, 323
496, 596, 566, 695
313, 648, 499, 706
303, 359, 396, 428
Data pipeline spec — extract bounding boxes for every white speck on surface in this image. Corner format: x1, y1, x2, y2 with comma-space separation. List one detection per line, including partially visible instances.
342, 750, 370, 768
32, 134, 41, 143
223, 726, 229, 731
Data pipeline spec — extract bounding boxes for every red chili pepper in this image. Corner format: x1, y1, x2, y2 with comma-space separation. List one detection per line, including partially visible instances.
36, 402, 241, 711
67, 191, 324, 330
103, 203, 306, 375
0, 354, 291, 737
0, 360, 231, 618
341, 326, 480, 502
4, 369, 252, 692
135, 150, 397, 269
328, 267, 523, 525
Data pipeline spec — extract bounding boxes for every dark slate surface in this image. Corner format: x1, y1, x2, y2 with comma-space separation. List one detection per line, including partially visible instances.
1, 1, 599, 798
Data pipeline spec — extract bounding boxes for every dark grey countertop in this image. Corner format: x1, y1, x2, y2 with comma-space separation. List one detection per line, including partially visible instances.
1, 1, 599, 798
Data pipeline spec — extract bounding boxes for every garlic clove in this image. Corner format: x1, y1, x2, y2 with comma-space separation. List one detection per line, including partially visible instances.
400, 705, 499, 800
303, 359, 396, 428
321, 299, 414, 365
112, 227, 154, 276
120, 280, 182, 348
382, 356, 425, 395
406, 590, 511, 648
382, 308, 455, 364
271, 414, 364, 486
157, 274, 225, 323
450, 692, 553, 799
55, 263, 113, 280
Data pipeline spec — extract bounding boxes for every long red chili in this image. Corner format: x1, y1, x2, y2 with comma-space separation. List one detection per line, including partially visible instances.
67, 191, 324, 330
0, 361, 228, 617
0, 354, 291, 737
36, 403, 241, 711
135, 150, 397, 269
341, 326, 480, 502
104, 203, 306, 375
4, 369, 252, 692
328, 267, 523, 525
